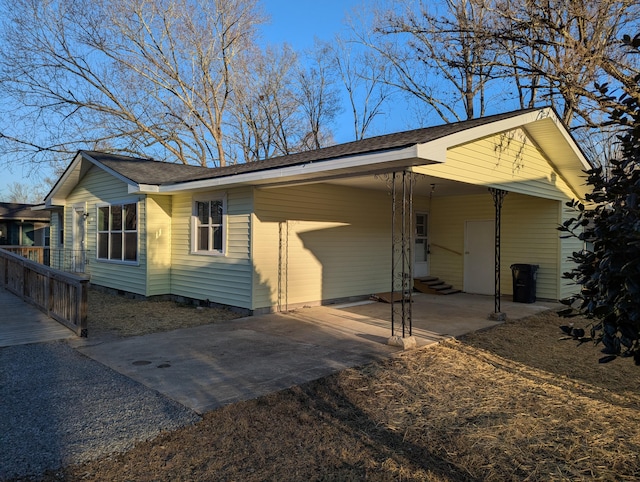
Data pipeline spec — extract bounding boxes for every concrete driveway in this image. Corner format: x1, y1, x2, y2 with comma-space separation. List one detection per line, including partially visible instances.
74, 293, 559, 414
75, 307, 400, 414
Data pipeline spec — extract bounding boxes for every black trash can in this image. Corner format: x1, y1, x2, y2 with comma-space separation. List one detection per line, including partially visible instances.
510, 264, 538, 303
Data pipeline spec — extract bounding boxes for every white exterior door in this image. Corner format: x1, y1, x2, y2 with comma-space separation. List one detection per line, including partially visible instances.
414, 212, 429, 277
72, 206, 86, 272
464, 220, 494, 295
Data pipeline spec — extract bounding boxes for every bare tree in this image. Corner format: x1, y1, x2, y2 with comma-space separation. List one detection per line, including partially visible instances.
488, 0, 640, 127
229, 44, 302, 162
330, 36, 392, 140
5, 182, 47, 204
355, 0, 639, 128
0, 0, 267, 167
358, 0, 499, 123
295, 41, 342, 151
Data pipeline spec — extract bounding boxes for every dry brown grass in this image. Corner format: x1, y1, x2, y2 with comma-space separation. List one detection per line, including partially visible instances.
87, 289, 241, 338
43, 297, 640, 481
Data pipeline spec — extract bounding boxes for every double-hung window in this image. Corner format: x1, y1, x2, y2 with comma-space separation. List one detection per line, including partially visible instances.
97, 202, 138, 262
192, 196, 225, 254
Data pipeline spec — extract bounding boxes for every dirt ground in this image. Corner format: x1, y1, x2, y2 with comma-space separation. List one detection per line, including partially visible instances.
31, 291, 640, 481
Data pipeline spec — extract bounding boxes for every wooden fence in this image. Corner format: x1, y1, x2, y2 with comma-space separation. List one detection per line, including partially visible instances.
0, 247, 88, 337
0, 246, 47, 264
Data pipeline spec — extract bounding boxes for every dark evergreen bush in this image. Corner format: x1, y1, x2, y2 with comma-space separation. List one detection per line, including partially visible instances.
559, 33, 640, 364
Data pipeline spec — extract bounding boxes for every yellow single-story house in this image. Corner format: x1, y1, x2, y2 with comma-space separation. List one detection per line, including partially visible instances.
42, 107, 590, 314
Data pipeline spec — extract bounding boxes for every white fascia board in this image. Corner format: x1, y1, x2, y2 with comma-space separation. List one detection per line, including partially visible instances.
415, 142, 447, 163
45, 152, 84, 207
147, 145, 433, 194
417, 107, 590, 173
46, 151, 145, 205
410, 109, 553, 164
422, 108, 559, 156
130, 183, 158, 193
45, 197, 64, 208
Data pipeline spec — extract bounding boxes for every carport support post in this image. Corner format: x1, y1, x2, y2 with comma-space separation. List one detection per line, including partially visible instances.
387, 171, 417, 350
489, 188, 507, 321
391, 172, 396, 336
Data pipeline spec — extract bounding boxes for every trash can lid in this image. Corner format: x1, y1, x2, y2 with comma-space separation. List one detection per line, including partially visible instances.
510, 264, 539, 270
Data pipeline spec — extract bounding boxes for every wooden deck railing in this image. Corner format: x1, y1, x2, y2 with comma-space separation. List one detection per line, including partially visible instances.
0, 248, 88, 337
1, 245, 48, 264
1, 246, 89, 273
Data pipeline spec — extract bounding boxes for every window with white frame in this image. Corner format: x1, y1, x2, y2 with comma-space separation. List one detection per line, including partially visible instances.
97, 202, 138, 262
57, 212, 64, 246
192, 196, 225, 254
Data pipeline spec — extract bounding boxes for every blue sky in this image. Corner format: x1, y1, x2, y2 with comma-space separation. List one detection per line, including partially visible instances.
262, 0, 358, 50
261, 0, 409, 141
0, 0, 367, 199
261, 0, 372, 143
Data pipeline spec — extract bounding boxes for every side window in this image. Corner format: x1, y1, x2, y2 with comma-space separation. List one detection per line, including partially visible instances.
58, 212, 64, 246
192, 197, 225, 255
97, 202, 138, 262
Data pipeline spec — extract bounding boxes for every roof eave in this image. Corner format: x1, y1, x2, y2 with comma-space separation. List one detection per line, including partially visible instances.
521, 117, 592, 200
418, 107, 592, 200
44, 151, 144, 206
129, 183, 159, 194
151, 145, 442, 193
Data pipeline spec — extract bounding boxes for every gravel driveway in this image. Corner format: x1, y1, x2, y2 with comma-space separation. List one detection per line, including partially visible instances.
0, 341, 200, 480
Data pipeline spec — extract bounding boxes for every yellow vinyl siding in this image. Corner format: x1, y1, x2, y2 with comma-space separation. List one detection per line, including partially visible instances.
252, 183, 392, 312
559, 203, 583, 300
501, 195, 562, 299
430, 193, 562, 300
415, 128, 578, 201
65, 167, 147, 295
145, 195, 172, 296
429, 196, 482, 291
170, 187, 252, 308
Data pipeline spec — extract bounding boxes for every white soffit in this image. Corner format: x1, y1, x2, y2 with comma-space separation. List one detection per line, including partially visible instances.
523, 118, 592, 198
416, 107, 592, 199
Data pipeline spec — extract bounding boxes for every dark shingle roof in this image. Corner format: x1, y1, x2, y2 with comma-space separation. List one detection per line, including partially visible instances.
85, 108, 538, 186
0, 202, 50, 221
81, 151, 214, 185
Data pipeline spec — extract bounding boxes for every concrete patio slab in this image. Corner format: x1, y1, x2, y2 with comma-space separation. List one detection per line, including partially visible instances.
336, 292, 560, 339
75, 293, 559, 415
76, 307, 401, 414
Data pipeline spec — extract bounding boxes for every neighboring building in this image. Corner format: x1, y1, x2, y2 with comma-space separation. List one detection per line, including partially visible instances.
42, 107, 591, 314
0, 202, 51, 247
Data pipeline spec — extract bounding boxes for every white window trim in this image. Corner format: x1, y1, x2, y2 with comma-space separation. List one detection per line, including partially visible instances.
191, 194, 227, 256
95, 199, 140, 265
